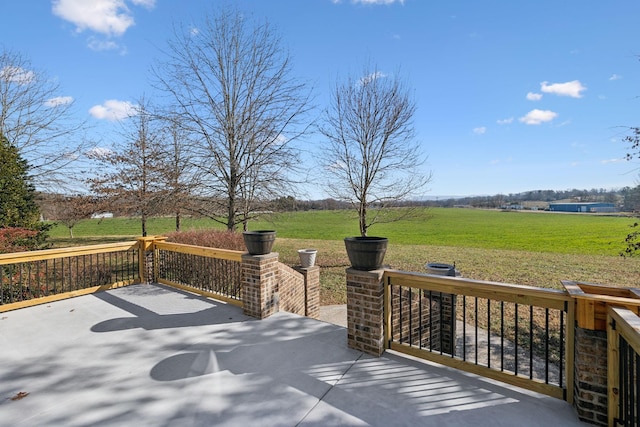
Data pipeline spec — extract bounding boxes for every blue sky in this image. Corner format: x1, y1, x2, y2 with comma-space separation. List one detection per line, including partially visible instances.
2, 0, 640, 199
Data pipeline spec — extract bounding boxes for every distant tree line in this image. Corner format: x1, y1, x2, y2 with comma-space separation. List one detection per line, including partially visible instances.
426, 187, 638, 211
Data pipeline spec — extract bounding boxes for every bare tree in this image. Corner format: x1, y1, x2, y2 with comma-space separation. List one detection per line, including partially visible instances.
89, 97, 166, 237
50, 194, 96, 238
319, 64, 431, 236
0, 47, 87, 190
158, 115, 197, 232
153, 7, 312, 231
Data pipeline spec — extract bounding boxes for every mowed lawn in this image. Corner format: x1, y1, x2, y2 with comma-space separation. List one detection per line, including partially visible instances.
48, 208, 639, 304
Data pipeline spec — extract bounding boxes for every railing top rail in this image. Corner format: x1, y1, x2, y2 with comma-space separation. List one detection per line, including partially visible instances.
609, 306, 640, 355
384, 269, 571, 309
154, 241, 243, 262
0, 241, 139, 265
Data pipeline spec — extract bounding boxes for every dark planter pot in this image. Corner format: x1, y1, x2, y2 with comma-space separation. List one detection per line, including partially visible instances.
242, 230, 276, 255
344, 236, 388, 271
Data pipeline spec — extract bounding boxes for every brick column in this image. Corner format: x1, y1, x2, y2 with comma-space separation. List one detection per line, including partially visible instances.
294, 265, 320, 319
346, 268, 385, 356
242, 253, 279, 319
573, 326, 608, 426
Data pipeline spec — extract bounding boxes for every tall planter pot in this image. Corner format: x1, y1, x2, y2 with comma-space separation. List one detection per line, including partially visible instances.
344, 236, 388, 271
242, 230, 276, 255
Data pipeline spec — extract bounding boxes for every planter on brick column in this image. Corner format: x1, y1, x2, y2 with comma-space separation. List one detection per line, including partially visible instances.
344, 236, 388, 271
242, 230, 276, 255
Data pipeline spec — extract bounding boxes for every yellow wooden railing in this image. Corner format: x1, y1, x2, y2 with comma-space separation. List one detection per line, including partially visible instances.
384, 269, 575, 402
0, 238, 247, 311
0, 241, 141, 312
152, 241, 244, 306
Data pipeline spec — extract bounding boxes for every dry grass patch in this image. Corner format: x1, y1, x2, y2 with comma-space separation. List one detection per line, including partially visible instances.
273, 238, 640, 305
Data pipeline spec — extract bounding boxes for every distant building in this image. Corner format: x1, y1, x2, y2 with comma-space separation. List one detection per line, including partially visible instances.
548, 202, 616, 213
91, 212, 114, 219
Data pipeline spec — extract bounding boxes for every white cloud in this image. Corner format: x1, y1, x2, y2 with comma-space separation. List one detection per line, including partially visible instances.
526, 92, 542, 101
540, 80, 586, 98
45, 96, 74, 107
519, 109, 558, 125
87, 37, 121, 52
89, 99, 136, 121
473, 127, 486, 135
497, 117, 513, 125
0, 66, 35, 84
609, 74, 622, 81
52, 0, 156, 37
86, 146, 113, 159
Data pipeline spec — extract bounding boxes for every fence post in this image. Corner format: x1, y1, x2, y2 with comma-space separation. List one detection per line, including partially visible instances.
136, 236, 166, 283
607, 310, 620, 427
136, 236, 155, 283
241, 252, 279, 319
346, 268, 385, 356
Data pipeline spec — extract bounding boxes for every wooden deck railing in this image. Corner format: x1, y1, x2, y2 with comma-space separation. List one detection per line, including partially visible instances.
153, 241, 244, 306
0, 241, 140, 312
383, 270, 575, 402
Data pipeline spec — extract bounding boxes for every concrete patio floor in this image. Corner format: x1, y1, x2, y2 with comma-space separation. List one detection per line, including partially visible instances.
0, 283, 587, 426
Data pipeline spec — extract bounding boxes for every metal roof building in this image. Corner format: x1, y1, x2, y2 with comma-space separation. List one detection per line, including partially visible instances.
548, 202, 616, 213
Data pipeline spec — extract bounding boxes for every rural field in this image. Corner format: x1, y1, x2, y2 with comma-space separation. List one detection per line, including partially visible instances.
48, 208, 640, 305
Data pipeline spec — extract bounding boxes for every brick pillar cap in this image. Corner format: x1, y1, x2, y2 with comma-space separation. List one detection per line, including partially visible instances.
242, 252, 279, 261
346, 267, 385, 278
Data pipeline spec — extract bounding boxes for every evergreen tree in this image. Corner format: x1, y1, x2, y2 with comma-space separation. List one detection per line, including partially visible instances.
0, 132, 48, 250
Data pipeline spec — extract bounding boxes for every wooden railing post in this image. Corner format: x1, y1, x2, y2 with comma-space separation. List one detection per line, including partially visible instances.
136, 236, 166, 283
607, 309, 620, 427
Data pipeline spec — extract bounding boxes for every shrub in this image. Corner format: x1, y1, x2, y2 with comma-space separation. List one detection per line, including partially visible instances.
0, 227, 40, 253
165, 229, 245, 250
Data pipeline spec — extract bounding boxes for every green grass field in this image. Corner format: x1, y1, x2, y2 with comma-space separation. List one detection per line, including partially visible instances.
46, 208, 639, 305
49, 208, 634, 256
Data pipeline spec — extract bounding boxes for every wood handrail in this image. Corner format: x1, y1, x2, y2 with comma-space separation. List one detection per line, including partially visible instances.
153, 241, 243, 262
384, 269, 571, 310
0, 241, 139, 265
